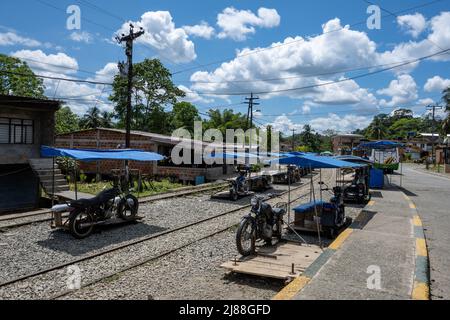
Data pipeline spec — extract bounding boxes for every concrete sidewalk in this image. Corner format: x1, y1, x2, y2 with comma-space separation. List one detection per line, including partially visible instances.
278, 186, 427, 300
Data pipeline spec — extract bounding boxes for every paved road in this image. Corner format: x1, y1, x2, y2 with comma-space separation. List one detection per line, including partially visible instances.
402, 164, 450, 300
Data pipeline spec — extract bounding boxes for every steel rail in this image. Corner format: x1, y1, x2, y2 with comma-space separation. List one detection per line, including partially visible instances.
0, 177, 319, 290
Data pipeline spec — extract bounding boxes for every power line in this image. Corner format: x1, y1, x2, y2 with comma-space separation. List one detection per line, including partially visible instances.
179, 55, 447, 85
3, 48, 449, 97
0, 70, 113, 85
172, 0, 447, 75
183, 48, 450, 96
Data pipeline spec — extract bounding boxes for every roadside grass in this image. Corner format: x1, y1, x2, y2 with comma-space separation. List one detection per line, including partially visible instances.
69, 179, 184, 197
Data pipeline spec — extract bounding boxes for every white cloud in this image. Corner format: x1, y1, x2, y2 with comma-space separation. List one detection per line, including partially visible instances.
87, 62, 118, 83
309, 113, 371, 133
191, 18, 378, 110
182, 22, 215, 39
12, 49, 78, 75
424, 75, 450, 92
0, 32, 41, 47
116, 11, 196, 63
12, 50, 113, 114
379, 11, 450, 73
69, 31, 93, 44
417, 98, 435, 106
397, 13, 427, 38
268, 115, 302, 135
217, 7, 280, 41
178, 85, 214, 104
377, 74, 418, 107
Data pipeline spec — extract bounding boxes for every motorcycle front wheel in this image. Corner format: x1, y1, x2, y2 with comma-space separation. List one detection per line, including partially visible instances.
69, 209, 94, 239
236, 218, 256, 256
117, 194, 139, 221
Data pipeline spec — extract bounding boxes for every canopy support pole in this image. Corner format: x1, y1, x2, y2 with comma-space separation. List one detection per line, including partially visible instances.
311, 165, 322, 249
287, 169, 291, 226
74, 161, 78, 200
51, 157, 55, 207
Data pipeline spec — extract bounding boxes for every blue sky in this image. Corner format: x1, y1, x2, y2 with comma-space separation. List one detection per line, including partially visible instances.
1, 0, 449, 134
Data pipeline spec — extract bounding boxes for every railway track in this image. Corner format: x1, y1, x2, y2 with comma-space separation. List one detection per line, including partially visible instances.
0, 177, 318, 298
0, 182, 229, 230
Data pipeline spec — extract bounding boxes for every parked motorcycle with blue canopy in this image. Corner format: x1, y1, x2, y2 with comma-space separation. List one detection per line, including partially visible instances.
41, 146, 164, 239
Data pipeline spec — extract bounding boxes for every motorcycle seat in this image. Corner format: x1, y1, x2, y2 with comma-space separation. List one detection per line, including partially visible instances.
273, 207, 286, 216
70, 197, 102, 208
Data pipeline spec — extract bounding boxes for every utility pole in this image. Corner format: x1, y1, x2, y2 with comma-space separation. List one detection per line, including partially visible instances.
116, 24, 145, 149
291, 128, 297, 151
426, 104, 443, 166
245, 93, 260, 151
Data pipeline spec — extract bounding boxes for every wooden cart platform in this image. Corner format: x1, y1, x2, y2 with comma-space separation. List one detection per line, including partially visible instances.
221, 241, 322, 281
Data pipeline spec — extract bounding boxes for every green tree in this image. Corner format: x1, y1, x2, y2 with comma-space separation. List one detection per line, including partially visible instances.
203, 109, 248, 134
109, 59, 185, 133
442, 87, 450, 133
55, 106, 80, 134
171, 102, 201, 134
366, 114, 389, 140
298, 125, 321, 152
388, 118, 422, 139
79, 106, 103, 129
0, 54, 45, 98
100, 111, 114, 128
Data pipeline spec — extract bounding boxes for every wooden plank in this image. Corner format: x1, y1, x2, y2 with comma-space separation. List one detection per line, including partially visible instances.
221, 242, 322, 280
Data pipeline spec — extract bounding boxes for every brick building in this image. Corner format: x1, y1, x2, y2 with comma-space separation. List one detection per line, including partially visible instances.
55, 128, 234, 184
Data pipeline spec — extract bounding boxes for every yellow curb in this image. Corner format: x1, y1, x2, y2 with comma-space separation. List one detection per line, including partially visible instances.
367, 200, 375, 206
416, 238, 427, 257
409, 203, 417, 209
412, 281, 430, 300
412, 215, 423, 227
328, 228, 353, 250
272, 276, 311, 300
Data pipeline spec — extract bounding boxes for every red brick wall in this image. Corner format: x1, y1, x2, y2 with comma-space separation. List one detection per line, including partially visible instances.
56, 129, 157, 175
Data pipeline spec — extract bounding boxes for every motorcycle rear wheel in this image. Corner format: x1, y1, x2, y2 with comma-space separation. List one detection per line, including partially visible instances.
236, 218, 256, 256
69, 209, 94, 239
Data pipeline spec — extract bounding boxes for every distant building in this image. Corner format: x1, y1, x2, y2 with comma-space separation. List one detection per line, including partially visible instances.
55, 128, 245, 184
0, 95, 60, 213
332, 134, 365, 155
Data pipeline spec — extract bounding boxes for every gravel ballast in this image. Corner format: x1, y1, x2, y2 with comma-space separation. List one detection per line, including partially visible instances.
0, 170, 363, 300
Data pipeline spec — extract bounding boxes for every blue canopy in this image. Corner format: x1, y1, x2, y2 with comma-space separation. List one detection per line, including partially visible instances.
334, 155, 373, 164
41, 146, 165, 162
356, 140, 403, 150
270, 154, 364, 169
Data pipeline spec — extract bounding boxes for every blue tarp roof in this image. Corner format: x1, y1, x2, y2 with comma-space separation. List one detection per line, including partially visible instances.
356, 140, 403, 150
41, 146, 165, 162
270, 154, 364, 169
334, 155, 373, 164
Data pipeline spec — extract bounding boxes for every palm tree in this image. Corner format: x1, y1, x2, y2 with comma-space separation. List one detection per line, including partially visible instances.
367, 118, 387, 140
80, 106, 102, 129
100, 111, 114, 128
442, 87, 450, 133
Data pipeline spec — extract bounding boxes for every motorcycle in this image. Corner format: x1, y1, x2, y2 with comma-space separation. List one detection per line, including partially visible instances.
229, 175, 250, 201
343, 169, 371, 204
319, 182, 348, 238
51, 180, 139, 239
236, 195, 286, 256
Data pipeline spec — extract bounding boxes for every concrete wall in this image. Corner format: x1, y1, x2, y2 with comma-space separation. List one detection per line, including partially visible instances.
0, 105, 55, 164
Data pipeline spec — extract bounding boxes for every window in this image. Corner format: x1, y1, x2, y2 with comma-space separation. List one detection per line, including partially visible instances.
0, 118, 34, 144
